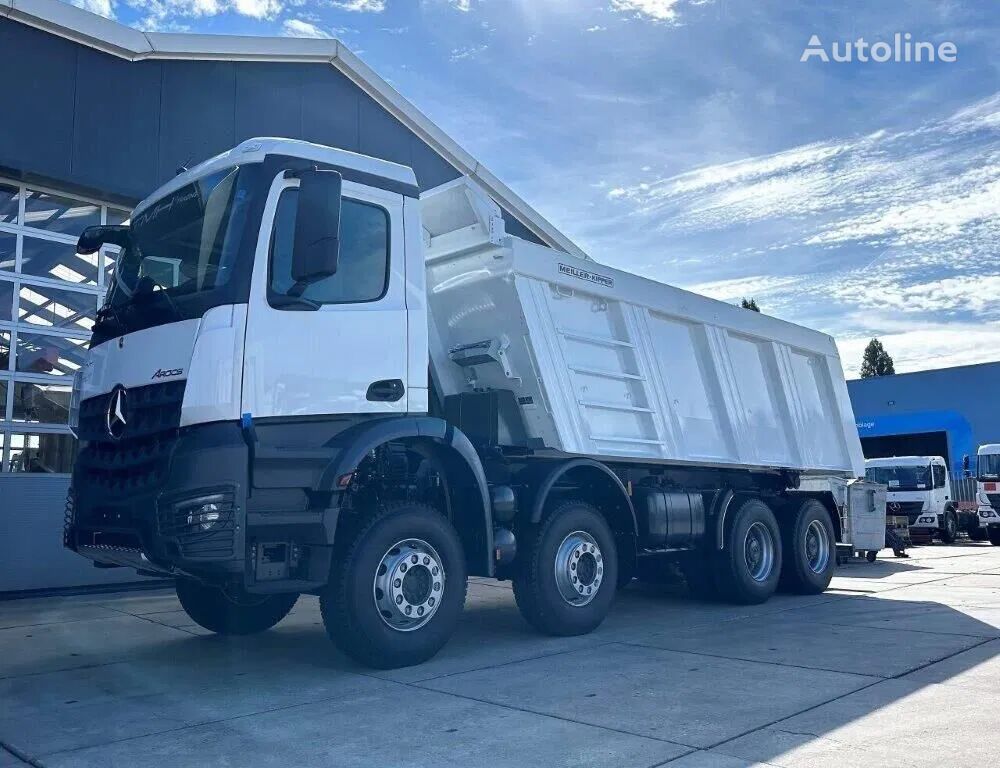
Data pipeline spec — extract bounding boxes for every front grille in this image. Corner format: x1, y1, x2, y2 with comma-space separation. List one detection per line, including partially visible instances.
157, 491, 237, 560
887, 501, 925, 525
76, 380, 185, 495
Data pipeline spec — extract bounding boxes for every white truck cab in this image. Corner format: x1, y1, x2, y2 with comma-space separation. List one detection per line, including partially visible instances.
972, 444, 1000, 545
865, 456, 957, 544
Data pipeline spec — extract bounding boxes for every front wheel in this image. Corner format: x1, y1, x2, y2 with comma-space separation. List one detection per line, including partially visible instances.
175, 578, 298, 635
779, 500, 836, 594
940, 512, 958, 544
513, 500, 618, 636
715, 497, 782, 605
320, 502, 467, 669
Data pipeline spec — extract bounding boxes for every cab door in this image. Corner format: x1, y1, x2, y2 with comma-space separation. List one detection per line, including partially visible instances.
241, 172, 408, 419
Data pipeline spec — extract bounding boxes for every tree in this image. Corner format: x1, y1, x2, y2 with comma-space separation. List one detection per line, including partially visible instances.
740, 297, 760, 312
860, 338, 895, 378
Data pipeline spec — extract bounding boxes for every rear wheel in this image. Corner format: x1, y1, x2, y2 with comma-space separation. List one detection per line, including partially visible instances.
513, 500, 618, 636
779, 500, 836, 595
175, 579, 297, 635
320, 502, 467, 669
715, 497, 782, 605
940, 511, 958, 544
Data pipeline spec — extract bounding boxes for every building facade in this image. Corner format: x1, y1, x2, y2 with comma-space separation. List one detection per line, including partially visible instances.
0, 0, 581, 592
848, 361, 1000, 474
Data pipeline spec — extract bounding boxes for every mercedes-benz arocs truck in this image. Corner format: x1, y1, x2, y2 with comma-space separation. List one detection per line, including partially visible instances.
64, 138, 866, 669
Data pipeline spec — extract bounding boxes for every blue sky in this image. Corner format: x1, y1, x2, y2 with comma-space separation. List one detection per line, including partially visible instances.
71, 0, 999, 376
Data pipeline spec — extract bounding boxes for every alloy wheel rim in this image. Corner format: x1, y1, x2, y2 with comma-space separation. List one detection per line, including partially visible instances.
744, 522, 776, 582
554, 530, 604, 606
373, 539, 445, 632
804, 519, 830, 574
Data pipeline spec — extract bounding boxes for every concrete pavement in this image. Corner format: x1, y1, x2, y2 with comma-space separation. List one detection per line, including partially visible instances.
2, 543, 999, 767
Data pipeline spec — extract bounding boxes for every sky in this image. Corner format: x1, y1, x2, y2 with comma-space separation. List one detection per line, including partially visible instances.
69, 0, 1000, 377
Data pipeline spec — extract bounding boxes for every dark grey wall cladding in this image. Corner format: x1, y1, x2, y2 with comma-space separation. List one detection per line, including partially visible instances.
0, 17, 544, 245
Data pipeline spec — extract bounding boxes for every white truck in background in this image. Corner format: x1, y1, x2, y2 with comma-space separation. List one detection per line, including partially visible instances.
971, 444, 1000, 545
64, 138, 867, 669
865, 456, 960, 544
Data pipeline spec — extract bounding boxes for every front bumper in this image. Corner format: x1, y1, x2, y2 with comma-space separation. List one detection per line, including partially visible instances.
65, 422, 248, 579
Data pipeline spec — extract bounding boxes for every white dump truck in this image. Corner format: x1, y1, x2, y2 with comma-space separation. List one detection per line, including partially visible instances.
971, 444, 1000, 545
65, 138, 866, 668
864, 456, 959, 544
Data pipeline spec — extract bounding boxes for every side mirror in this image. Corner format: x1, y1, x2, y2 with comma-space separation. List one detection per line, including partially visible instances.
291, 169, 342, 284
77, 225, 131, 255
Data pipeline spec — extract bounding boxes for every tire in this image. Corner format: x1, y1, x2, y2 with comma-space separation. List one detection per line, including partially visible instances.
778, 500, 836, 595
320, 501, 467, 669
715, 497, 782, 605
175, 578, 298, 635
969, 528, 988, 542
513, 499, 618, 636
940, 511, 957, 544
866, 550, 878, 563
989, 529, 1000, 547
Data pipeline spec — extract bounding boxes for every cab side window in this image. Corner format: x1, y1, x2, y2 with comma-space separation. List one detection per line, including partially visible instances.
932, 464, 946, 488
268, 188, 390, 306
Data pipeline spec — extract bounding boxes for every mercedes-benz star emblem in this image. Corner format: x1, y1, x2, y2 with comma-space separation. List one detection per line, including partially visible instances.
106, 385, 128, 440
889, 502, 901, 512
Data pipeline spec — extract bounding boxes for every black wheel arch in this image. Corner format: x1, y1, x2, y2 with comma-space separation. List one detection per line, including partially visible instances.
319, 416, 494, 577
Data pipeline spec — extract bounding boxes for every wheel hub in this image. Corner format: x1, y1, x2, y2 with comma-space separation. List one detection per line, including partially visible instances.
554, 531, 604, 606
373, 539, 445, 632
744, 522, 775, 582
804, 519, 830, 574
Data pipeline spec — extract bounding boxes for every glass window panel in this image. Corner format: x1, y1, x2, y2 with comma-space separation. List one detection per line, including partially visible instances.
0, 381, 6, 420
8, 431, 77, 473
21, 235, 98, 285
0, 431, 5, 472
103, 245, 121, 286
0, 331, 9, 370
13, 381, 72, 424
0, 280, 12, 321
17, 284, 97, 331
106, 208, 130, 225
0, 183, 19, 226
0, 231, 15, 273
23, 189, 101, 237
14, 331, 86, 376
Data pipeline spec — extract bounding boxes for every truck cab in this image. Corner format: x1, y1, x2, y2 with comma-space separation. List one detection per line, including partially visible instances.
865, 456, 957, 544
972, 444, 1000, 545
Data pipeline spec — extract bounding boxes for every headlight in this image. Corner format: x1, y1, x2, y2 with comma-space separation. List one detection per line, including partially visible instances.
919, 516, 936, 524
981, 510, 997, 518
68, 370, 83, 437
176, 493, 229, 532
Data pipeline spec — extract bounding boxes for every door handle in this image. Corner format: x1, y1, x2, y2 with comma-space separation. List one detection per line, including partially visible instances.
367, 379, 405, 402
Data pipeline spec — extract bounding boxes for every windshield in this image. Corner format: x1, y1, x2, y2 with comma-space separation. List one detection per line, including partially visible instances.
979, 454, 1000, 480
866, 465, 931, 490
108, 166, 248, 306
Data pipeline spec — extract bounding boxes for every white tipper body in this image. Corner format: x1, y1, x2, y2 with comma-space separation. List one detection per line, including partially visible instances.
78, 138, 864, 479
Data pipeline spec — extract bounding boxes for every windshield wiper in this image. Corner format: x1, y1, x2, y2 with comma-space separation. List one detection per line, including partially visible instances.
269, 295, 320, 311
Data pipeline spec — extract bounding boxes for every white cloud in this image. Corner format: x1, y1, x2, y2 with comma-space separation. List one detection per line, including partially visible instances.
281, 18, 333, 38
586, 25, 607, 32
611, 0, 683, 23
450, 44, 487, 62
125, 0, 281, 29
450, 0, 472, 10
329, 0, 385, 11
70, 0, 115, 18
